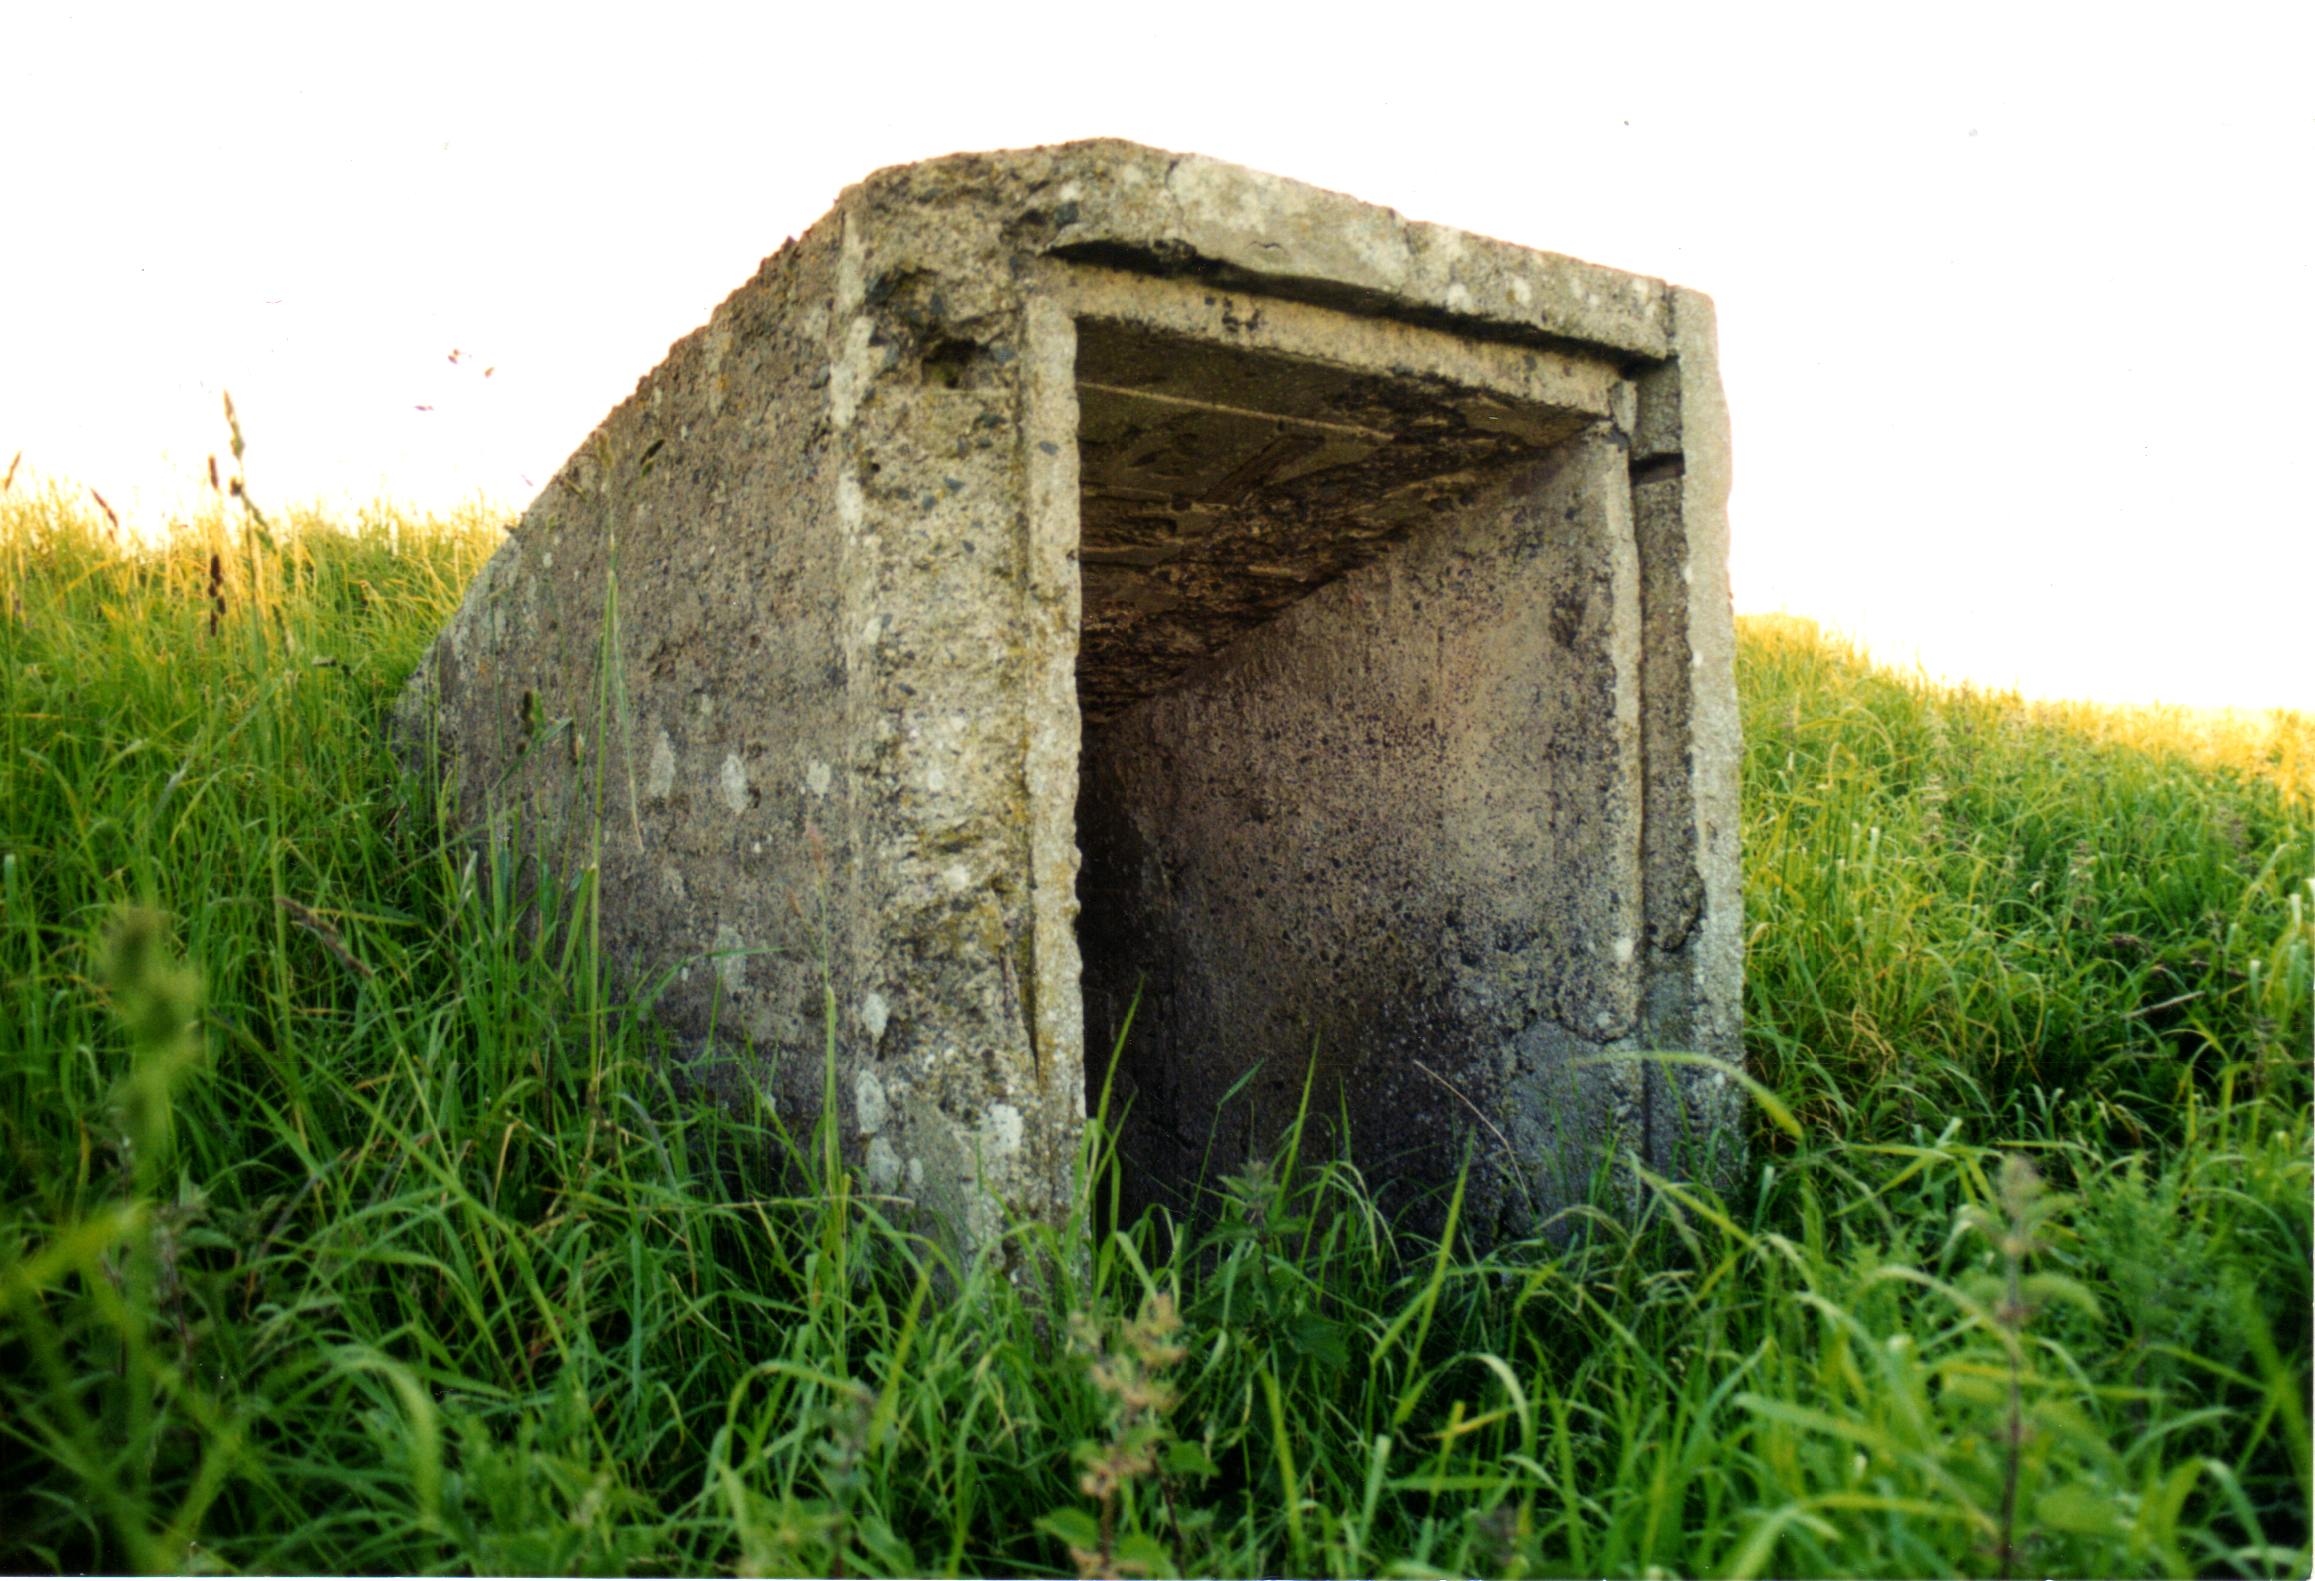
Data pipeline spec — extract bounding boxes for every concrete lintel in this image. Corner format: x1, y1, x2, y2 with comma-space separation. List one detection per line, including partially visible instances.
1042, 262, 1627, 422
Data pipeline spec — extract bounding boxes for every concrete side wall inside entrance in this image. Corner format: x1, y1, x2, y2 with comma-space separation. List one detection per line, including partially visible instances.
1079, 430, 1647, 1236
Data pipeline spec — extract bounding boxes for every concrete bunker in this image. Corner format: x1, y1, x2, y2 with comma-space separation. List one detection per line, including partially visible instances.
396, 142, 1743, 1257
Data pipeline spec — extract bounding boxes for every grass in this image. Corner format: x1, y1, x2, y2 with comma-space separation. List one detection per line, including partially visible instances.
1, 491, 2308, 1577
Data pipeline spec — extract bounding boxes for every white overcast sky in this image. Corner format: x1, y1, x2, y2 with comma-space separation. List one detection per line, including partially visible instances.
4, 2, 2310, 709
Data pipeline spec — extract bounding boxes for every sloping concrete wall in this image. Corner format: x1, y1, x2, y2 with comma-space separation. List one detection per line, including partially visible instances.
396, 140, 1742, 1259
394, 220, 869, 1135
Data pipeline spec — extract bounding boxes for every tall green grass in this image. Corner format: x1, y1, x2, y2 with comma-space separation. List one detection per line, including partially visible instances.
2, 499, 2307, 1576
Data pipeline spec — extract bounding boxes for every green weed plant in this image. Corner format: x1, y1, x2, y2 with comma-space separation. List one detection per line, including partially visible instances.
1, 491, 2307, 1576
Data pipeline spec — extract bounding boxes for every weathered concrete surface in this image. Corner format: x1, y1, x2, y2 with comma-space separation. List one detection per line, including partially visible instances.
394, 139, 1742, 1256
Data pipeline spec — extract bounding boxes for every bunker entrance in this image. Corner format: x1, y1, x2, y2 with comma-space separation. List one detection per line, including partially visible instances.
1063, 312, 1630, 1220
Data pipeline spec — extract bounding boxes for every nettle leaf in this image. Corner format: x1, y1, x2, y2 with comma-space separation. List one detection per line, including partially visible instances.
1289, 1313, 1351, 1372
1113, 1530, 1177, 1577
1164, 1439, 1220, 1480
1037, 1507, 1102, 1553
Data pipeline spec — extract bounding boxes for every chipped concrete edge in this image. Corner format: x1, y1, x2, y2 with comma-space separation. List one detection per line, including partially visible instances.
844, 139, 1674, 361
